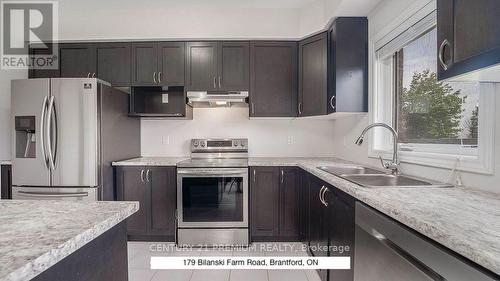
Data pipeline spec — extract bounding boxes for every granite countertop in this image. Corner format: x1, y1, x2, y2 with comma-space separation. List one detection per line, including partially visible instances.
249, 157, 500, 276
110, 156, 500, 275
0, 200, 139, 281
0, 160, 11, 165
112, 156, 188, 166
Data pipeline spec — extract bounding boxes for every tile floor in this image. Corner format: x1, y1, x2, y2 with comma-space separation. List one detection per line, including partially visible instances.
128, 242, 321, 281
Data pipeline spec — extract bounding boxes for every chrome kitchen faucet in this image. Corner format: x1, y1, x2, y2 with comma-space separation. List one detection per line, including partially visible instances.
355, 123, 400, 174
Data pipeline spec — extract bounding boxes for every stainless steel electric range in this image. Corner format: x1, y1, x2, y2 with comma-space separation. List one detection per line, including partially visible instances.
176, 138, 249, 247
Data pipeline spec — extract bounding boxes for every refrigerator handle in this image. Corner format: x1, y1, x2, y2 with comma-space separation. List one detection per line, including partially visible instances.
40, 96, 49, 168
46, 96, 57, 171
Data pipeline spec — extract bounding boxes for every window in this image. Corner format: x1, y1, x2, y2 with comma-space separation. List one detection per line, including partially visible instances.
395, 28, 480, 156
371, 9, 495, 174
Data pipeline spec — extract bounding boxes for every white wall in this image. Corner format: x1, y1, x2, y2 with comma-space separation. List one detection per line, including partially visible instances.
328, 0, 500, 193
141, 108, 336, 157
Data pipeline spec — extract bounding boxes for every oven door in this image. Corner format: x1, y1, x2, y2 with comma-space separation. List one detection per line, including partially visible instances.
177, 168, 248, 228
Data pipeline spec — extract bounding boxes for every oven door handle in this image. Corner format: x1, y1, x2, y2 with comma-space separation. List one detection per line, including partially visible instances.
177, 169, 246, 176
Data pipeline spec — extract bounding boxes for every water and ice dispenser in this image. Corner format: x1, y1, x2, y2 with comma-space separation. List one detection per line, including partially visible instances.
15, 116, 36, 158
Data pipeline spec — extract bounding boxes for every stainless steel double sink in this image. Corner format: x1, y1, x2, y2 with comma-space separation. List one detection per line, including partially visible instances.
317, 165, 453, 188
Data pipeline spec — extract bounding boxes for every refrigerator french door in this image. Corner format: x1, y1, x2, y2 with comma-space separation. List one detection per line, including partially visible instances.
11, 78, 100, 201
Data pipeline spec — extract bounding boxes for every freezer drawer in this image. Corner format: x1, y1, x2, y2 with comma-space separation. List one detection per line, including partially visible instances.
12, 186, 99, 201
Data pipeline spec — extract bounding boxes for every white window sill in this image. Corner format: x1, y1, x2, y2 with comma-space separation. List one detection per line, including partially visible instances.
368, 149, 493, 175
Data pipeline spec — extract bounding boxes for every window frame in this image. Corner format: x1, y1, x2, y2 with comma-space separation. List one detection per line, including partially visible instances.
368, 0, 496, 174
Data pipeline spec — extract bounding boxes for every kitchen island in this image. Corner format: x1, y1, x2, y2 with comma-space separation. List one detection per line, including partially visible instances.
0, 200, 138, 281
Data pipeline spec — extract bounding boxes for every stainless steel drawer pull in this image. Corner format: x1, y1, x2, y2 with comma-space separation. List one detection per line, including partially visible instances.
140, 169, 145, 183
146, 169, 151, 182
281, 170, 284, 183
18, 191, 88, 198
153, 72, 157, 84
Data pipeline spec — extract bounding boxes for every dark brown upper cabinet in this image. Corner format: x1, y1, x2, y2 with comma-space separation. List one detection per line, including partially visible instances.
329, 17, 368, 112
299, 17, 368, 116
132, 42, 185, 87
186, 41, 249, 91
437, 0, 500, 80
185, 42, 218, 90
298, 32, 328, 117
96, 43, 131, 86
250, 166, 300, 242
249, 41, 298, 117
59, 43, 96, 78
28, 43, 60, 78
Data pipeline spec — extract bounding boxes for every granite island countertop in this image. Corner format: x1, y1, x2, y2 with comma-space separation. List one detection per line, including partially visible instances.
112, 156, 500, 275
0, 200, 138, 281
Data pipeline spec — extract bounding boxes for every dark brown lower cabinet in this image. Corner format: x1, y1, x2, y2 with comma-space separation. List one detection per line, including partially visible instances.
305, 173, 355, 281
250, 166, 300, 241
1, 165, 12, 199
116, 166, 176, 241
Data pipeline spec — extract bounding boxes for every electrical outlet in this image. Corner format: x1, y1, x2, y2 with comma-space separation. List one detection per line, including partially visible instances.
161, 136, 170, 145
287, 136, 294, 145
162, 93, 169, 103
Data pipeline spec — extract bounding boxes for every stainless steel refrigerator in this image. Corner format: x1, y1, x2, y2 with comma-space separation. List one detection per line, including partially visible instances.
11, 78, 140, 201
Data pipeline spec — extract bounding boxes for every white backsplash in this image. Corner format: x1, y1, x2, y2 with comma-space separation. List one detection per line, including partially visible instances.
141, 107, 336, 157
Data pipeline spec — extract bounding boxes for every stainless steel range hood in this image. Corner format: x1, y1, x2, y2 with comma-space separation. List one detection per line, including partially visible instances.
187, 91, 249, 107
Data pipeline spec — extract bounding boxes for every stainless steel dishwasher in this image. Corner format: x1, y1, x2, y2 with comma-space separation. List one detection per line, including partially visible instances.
354, 202, 499, 281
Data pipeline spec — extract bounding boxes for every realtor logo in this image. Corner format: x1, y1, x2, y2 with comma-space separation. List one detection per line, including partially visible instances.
1, 0, 58, 69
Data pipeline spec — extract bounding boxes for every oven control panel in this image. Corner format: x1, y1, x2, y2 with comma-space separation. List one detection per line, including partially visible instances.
191, 138, 248, 152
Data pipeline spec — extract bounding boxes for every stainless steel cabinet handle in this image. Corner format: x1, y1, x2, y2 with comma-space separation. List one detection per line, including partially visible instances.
439, 39, 450, 71
319, 186, 325, 204
298, 102, 302, 115
87, 73, 91, 78
253, 169, 256, 182
146, 169, 151, 182
153, 72, 157, 84
218, 76, 221, 88
158, 72, 162, 83
281, 170, 284, 183
140, 169, 145, 183
251, 102, 255, 115
40, 96, 49, 168
213, 76, 217, 88
46, 96, 57, 171
322, 187, 329, 206
92, 73, 96, 78
330, 95, 336, 110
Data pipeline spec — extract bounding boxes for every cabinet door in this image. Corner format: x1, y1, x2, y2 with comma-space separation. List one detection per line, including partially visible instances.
250, 167, 279, 240
330, 17, 368, 113
328, 190, 355, 281
59, 44, 96, 78
158, 42, 185, 86
96, 43, 131, 86
116, 167, 148, 236
1, 165, 12, 199
309, 177, 327, 256
437, 0, 500, 80
249, 41, 298, 117
185, 42, 218, 90
219, 42, 249, 91
278, 167, 300, 240
132, 43, 158, 86
299, 170, 310, 242
299, 32, 328, 117
28, 43, 60, 78
149, 167, 177, 239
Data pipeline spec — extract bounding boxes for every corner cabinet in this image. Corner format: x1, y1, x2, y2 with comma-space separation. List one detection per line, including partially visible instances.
437, 0, 500, 80
186, 41, 249, 91
298, 32, 328, 117
250, 166, 300, 241
115, 166, 177, 241
298, 17, 368, 116
249, 41, 298, 117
